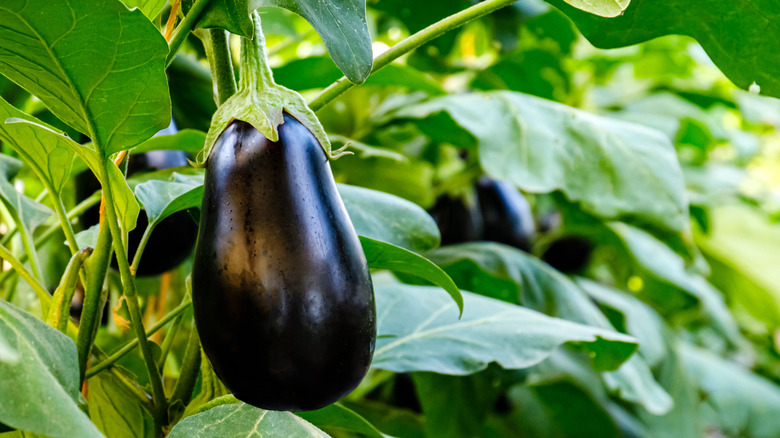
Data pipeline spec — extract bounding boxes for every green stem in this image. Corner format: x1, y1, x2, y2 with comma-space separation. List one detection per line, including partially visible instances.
18, 225, 41, 281
86, 298, 193, 378
309, 0, 519, 111
0, 192, 100, 286
205, 29, 237, 105
99, 161, 167, 425
130, 224, 154, 275
157, 313, 184, 369
166, 0, 212, 67
169, 327, 201, 411
0, 242, 50, 314
240, 13, 275, 93
50, 194, 80, 254
77, 209, 113, 382
47, 248, 92, 332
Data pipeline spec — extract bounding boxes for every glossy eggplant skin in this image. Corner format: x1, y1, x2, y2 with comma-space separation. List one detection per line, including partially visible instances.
192, 116, 376, 412
475, 178, 536, 252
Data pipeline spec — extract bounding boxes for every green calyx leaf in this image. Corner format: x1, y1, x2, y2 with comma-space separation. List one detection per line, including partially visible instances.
198, 11, 332, 165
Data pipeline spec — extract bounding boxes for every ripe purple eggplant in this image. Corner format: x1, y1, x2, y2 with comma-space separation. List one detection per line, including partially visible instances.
192, 115, 376, 411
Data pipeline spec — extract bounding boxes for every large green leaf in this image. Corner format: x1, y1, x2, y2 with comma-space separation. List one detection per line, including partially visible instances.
360, 236, 463, 315
681, 344, 780, 438
181, 0, 372, 84
0, 98, 74, 195
608, 223, 741, 343
546, 0, 780, 99
371, 283, 638, 375
696, 204, 780, 328
87, 373, 155, 438
120, 0, 167, 19
134, 173, 204, 227
576, 278, 667, 368
168, 403, 329, 437
0, 0, 170, 154
338, 184, 440, 252
0, 155, 52, 233
395, 91, 688, 235
0, 299, 102, 438
297, 403, 386, 438
422, 243, 672, 414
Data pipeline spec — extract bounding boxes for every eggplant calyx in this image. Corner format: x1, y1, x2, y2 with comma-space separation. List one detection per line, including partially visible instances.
197, 11, 332, 166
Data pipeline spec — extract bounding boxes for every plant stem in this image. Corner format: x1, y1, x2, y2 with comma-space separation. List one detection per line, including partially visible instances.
130, 224, 154, 274
166, 0, 212, 67
76, 207, 112, 382
205, 29, 237, 105
156, 312, 183, 369
0, 242, 50, 314
50, 194, 80, 254
0, 192, 100, 286
169, 327, 201, 410
86, 298, 193, 378
240, 13, 276, 93
99, 161, 168, 425
47, 248, 92, 332
18, 226, 41, 281
309, 0, 519, 111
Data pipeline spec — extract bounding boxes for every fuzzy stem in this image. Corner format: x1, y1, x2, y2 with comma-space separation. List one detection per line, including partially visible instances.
239, 12, 276, 93
85, 297, 192, 378
0, 242, 50, 314
309, 0, 519, 111
166, 0, 212, 67
169, 327, 201, 409
47, 248, 92, 332
205, 29, 237, 105
99, 161, 168, 425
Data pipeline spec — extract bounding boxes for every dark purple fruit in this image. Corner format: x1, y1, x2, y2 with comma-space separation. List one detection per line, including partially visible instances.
75, 122, 198, 276
428, 195, 483, 245
475, 178, 536, 252
192, 115, 376, 412
541, 236, 594, 273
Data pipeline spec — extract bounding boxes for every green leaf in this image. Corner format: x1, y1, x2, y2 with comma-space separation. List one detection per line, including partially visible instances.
134, 174, 204, 227
546, 0, 780, 98
576, 278, 667, 368
0, 98, 75, 195
0, 299, 102, 438
181, 0, 372, 84
297, 403, 386, 438
0, 155, 52, 232
396, 92, 688, 235
0, 0, 170, 154
423, 243, 672, 414
360, 236, 463, 316
608, 222, 741, 344
6, 119, 102, 177
87, 373, 155, 438
696, 204, 780, 328
371, 283, 638, 375
168, 403, 329, 437
681, 343, 780, 437
120, 0, 167, 19
257, 1, 373, 83
339, 184, 440, 252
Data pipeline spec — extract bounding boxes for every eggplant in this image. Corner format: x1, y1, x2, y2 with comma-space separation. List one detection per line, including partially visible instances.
475, 178, 536, 252
192, 115, 376, 411
428, 194, 483, 245
541, 236, 594, 273
75, 120, 198, 276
